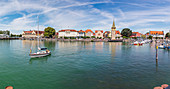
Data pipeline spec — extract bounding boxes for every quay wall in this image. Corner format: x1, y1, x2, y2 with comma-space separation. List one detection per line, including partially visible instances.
0, 37, 20, 40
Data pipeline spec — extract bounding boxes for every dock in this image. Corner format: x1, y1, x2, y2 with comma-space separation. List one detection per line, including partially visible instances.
0, 37, 20, 40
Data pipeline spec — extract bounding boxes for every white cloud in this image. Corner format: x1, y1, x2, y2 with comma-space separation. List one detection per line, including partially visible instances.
0, 0, 170, 34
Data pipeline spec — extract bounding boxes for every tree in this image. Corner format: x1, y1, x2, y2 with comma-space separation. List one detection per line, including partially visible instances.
121, 28, 132, 37
148, 35, 153, 39
44, 27, 56, 38
91, 36, 95, 38
165, 32, 170, 38
141, 35, 146, 39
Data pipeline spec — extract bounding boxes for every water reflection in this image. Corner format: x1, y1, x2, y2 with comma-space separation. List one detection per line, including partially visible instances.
95, 42, 104, 52
156, 59, 158, 72
109, 42, 122, 57
44, 40, 56, 51
29, 56, 49, 64
22, 40, 44, 49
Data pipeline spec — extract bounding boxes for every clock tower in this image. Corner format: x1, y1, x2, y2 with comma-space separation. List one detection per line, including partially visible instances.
111, 20, 116, 40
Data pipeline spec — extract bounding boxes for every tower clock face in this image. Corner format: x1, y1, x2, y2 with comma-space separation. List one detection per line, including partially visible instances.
111, 27, 116, 29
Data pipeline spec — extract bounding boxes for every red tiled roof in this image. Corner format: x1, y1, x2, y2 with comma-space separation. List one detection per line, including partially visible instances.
115, 31, 120, 34
34, 31, 44, 34
78, 30, 85, 32
24, 31, 33, 34
131, 32, 141, 37
150, 31, 164, 35
59, 29, 77, 32
145, 33, 149, 35
24, 30, 44, 34
85, 29, 93, 33
95, 30, 103, 33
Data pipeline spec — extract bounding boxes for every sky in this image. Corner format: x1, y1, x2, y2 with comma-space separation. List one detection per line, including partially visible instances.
0, 0, 170, 34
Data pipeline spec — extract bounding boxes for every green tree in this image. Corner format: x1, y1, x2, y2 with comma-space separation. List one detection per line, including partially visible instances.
148, 35, 153, 39
165, 32, 170, 38
121, 28, 132, 37
141, 35, 146, 39
91, 36, 95, 38
44, 27, 56, 38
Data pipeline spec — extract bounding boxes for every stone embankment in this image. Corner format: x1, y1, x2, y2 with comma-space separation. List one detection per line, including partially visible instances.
0, 37, 20, 40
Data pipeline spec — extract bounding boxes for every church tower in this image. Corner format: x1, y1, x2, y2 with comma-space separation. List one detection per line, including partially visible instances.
111, 20, 116, 40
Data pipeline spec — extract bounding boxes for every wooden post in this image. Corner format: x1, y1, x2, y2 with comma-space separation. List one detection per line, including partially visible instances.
156, 33, 158, 60
156, 45, 158, 60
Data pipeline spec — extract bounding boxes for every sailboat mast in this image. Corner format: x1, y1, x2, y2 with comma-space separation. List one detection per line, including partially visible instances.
37, 16, 39, 49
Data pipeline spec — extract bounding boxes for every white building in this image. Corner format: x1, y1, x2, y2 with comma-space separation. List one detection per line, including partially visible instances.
22, 30, 44, 38
95, 30, 103, 38
78, 30, 85, 37
85, 29, 94, 37
0, 34, 9, 38
149, 31, 164, 39
58, 29, 78, 38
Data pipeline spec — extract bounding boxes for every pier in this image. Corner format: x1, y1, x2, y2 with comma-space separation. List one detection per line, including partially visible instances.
0, 37, 20, 40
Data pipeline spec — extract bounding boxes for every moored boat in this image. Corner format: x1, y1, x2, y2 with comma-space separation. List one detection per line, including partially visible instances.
133, 41, 143, 46
29, 48, 51, 58
29, 16, 51, 58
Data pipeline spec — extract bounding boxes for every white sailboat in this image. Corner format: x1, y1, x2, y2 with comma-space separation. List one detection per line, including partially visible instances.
29, 16, 51, 58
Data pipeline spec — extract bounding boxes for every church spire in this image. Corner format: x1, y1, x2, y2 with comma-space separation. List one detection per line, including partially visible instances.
112, 20, 115, 27
111, 20, 116, 30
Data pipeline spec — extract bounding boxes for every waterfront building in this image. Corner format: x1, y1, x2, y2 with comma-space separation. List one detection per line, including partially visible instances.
58, 29, 78, 38
115, 31, 122, 38
0, 30, 10, 38
111, 20, 116, 40
55, 32, 58, 38
149, 31, 164, 39
103, 31, 111, 38
145, 32, 150, 38
78, 30, 85, 37
22, 30, 44, 38
0, 34, 9, 38
130, 32, 142, 38
85, 29, 94, 37
104, 31, 121, 39
95, 30, 103, 38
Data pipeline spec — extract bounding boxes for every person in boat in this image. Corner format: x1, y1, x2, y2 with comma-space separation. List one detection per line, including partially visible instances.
46, 50, 49, 53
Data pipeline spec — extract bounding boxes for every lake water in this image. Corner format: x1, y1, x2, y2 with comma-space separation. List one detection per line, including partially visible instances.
0, 40, 169, 89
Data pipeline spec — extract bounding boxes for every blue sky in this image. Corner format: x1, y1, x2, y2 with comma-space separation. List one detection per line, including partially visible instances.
0, 0, 170, 34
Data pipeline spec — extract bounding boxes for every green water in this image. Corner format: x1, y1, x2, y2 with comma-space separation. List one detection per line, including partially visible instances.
0, 40, 170, 89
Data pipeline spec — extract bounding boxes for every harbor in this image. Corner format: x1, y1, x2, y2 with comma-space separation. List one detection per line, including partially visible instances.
0, 40, 169, 89
1, 0, 170, 88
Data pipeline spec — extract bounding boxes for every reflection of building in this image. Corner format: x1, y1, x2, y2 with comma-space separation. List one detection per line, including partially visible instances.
22, 40, 44, 49
95, 30, 103, 38
22, 30, 44, 38
109, 43, 116, 57
58, 29, 78, 38
95, 42, 103, 52
111, 20, 116, 40
109, 42, 122, 57
85, 29, 94, 37
149, 31, 164, 39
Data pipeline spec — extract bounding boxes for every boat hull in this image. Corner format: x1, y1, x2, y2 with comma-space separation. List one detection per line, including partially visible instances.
29, 52, 51, 58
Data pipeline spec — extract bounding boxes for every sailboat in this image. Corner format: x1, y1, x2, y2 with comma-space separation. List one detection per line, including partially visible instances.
29, 16, 51, 58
